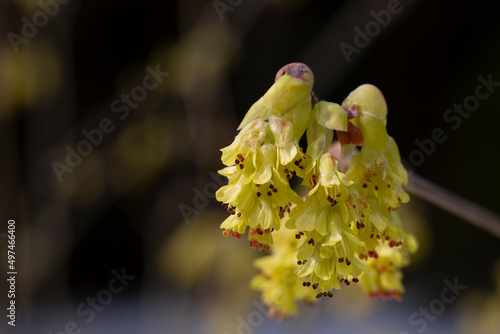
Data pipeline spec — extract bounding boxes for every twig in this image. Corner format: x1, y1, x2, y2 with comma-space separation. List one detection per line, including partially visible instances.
405, 173, 500, 239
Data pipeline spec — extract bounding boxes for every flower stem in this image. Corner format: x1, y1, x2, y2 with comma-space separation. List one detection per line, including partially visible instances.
405, 173, 500, 239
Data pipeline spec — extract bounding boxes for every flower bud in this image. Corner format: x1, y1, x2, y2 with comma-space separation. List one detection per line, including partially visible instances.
275, 62, 314, 88
342, 84, 389, 152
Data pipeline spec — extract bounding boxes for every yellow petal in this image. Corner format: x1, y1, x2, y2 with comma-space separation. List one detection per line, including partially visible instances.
313, 101, 348, 131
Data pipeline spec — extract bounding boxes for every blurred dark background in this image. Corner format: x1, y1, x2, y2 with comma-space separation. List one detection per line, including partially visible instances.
1, 0, 499, 333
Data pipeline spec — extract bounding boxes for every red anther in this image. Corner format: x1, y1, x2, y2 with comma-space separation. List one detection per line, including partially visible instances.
389, 240, 395, 248
259, 244, 265, 251
359, 253, 366, 260
264, 228, 270, 234
232, 232, 241, 240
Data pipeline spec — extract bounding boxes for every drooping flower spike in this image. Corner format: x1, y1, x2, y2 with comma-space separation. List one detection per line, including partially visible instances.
216, 63, 417, 317
216, 63, 315, 248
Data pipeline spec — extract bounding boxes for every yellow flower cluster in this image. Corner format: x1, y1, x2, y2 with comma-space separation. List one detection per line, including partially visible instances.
216, 63, 417, 317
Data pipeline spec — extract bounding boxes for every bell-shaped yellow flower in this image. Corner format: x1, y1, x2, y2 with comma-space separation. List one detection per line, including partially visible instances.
251, 219, 318, 319
286, 154, 370, 295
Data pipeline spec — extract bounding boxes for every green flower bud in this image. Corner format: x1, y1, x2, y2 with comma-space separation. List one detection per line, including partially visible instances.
342, 84, 390, 152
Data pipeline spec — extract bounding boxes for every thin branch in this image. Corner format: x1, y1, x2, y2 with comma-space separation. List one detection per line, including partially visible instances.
405, 173, 500, 239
